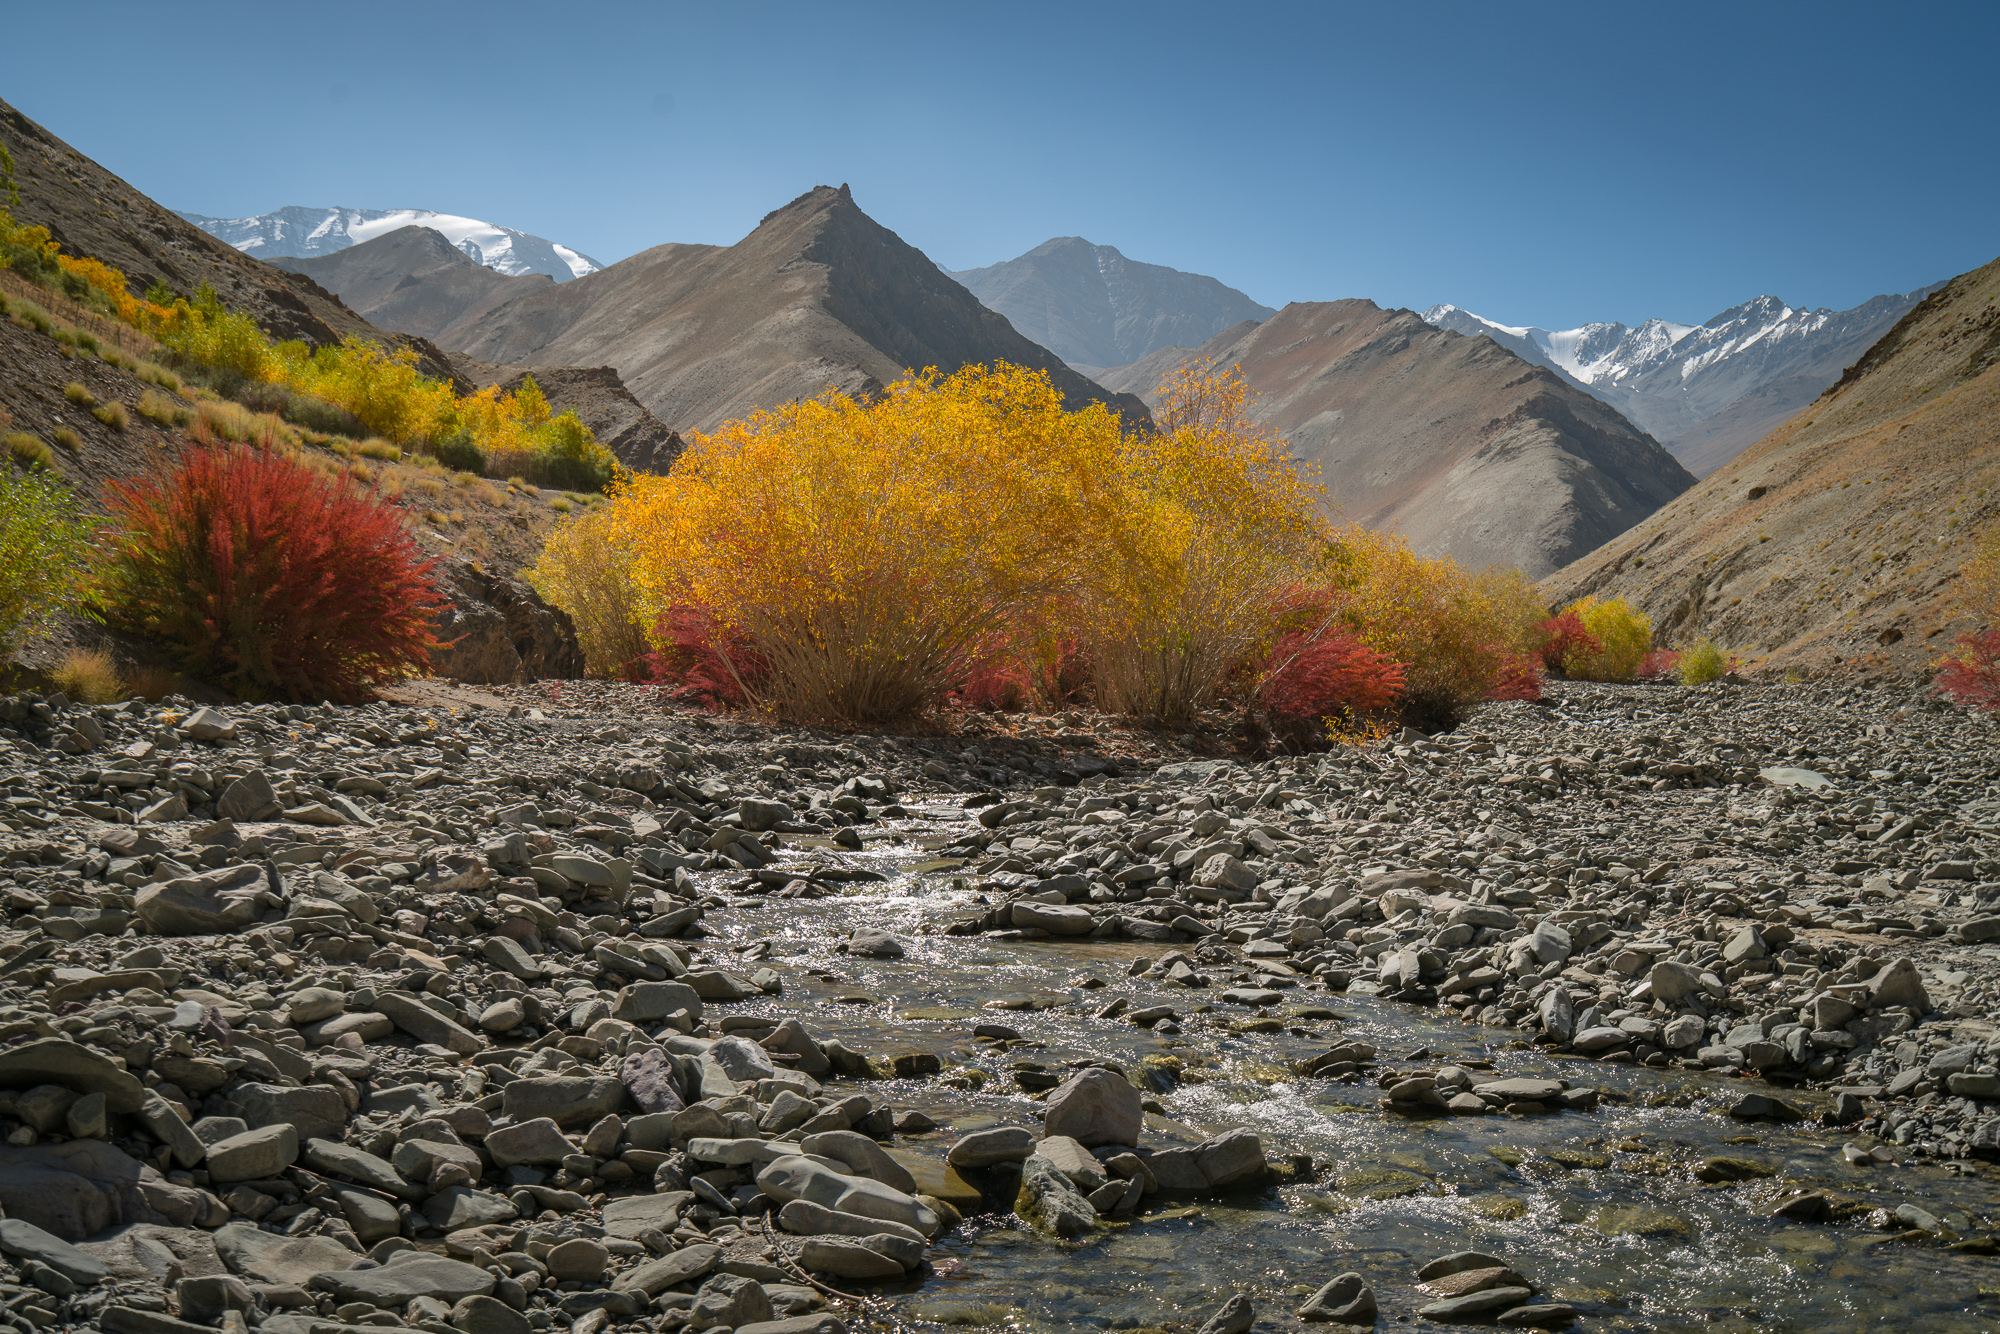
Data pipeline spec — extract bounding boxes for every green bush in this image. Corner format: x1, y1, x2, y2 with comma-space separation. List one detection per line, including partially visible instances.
533, 411, 617, 492
433, 428, 486, 476
0, 464, 95, 654
1562, 596, 1653, 682
1678, 639, 1732, 685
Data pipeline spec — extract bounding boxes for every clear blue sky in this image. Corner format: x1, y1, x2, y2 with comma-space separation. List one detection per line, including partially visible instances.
5, 1, 1995, 329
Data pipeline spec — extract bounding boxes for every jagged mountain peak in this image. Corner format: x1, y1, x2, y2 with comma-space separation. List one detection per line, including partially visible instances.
1423, 282, 1938, 476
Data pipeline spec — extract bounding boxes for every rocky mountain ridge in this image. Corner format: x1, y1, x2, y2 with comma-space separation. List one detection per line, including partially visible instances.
949, 237, 1275, 371
1541, 252, 2000, 677
286, 189, 1149, 434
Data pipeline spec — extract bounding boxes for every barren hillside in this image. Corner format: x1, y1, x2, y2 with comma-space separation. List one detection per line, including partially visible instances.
1098, 302, 1694, 576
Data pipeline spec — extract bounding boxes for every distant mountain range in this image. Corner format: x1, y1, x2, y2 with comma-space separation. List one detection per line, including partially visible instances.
950, 238, 1274, 371
1424, 287, 1938, 476
276, 188, 1149, 433
1544, 257, 2000, 678
178, 206, 603, 283
1095, 304, 1694, 578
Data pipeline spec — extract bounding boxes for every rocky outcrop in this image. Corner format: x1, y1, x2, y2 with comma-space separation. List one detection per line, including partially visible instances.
430, 559, 583, 684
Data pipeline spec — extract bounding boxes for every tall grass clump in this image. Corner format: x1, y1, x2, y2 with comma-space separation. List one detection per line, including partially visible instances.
50, 648, 124, 704
99, 446, 447, 701
0, 464, 96, 655
526, 506, 652, 680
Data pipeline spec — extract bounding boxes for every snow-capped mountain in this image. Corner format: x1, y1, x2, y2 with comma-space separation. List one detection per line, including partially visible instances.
1423, 286, 1937, 476
178, 206, 602, 283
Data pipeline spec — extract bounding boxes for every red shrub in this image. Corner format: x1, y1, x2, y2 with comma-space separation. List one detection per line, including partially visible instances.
1637, 648, 1681, 680
1251, 628, 1407, 752
648, 604, 768, 710
1536, 608, 1603, 675
957, 655, 1031, 712
1935, 627, 2000, 710
101, 446, 446, 702
1486, 651, 1545, 702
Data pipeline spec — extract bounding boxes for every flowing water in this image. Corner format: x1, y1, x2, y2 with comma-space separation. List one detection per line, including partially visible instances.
691, 819, 2000, 1332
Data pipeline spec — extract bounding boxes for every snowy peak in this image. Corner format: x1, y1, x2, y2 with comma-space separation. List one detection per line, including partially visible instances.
1422, 282, 1934, 475
178, 205, 602, 283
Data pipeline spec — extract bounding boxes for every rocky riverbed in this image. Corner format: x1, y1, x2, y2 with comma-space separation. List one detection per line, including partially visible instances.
0, 678, 1994, 1334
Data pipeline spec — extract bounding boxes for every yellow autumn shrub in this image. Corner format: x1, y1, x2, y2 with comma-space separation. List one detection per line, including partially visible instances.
526, 506, 651, 679
603, 364, 1131, 723
1326, 525, 1547, 727
1564, 595, 1653, 682
1072, 360, 1329, 726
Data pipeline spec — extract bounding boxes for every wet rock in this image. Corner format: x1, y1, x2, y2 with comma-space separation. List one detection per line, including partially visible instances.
845, 928, 906, 958
1015, 1152, 1097, 1238
948, 1126, 1037, 1167
1298, 1272, 1376, 1324
1419, 1287, 1536, 1319
1728, 1093, 1804, 1122
1196, 1293, 1256, 1334
757, 1156, 940, 1235
1416, 1251, 1508, 1281
1497, 1305, 1579, 1328
798, 1237, 903, 1280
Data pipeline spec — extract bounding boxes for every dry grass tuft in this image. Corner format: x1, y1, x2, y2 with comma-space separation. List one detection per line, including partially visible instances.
50, 648, 124, 704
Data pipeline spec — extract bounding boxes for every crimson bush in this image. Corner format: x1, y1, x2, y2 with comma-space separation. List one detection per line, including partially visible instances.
648, 605, 769, 710
1936, 627, 2000, 710
1249, 627, 1407, 752
101, 446, 446, 701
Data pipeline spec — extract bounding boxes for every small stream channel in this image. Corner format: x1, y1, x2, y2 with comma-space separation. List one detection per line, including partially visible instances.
685, 816, 2000, 1332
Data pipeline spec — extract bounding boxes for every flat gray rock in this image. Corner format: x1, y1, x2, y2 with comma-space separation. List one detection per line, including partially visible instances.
310, 1253, 496, 1305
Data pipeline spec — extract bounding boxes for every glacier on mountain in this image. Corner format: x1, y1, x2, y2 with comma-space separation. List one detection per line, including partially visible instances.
177, 205, 602, 283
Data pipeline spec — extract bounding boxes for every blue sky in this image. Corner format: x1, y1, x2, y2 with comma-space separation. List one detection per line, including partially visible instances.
5, 1, 1995, 330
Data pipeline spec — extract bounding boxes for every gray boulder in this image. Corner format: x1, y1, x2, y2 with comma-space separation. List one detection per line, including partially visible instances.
1042, 1068, 1143, 1147
135, 865, 266, 935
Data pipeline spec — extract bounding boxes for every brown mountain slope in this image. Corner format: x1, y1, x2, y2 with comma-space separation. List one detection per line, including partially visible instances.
1541, 254, 2000, 679
270, 226, 543, 343
1097, 303, 1694, 576
303, 185, 1148, 432
0, 96, 457, 380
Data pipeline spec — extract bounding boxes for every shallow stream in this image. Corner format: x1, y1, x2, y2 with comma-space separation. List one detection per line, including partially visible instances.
688, 819, 2000, 1332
